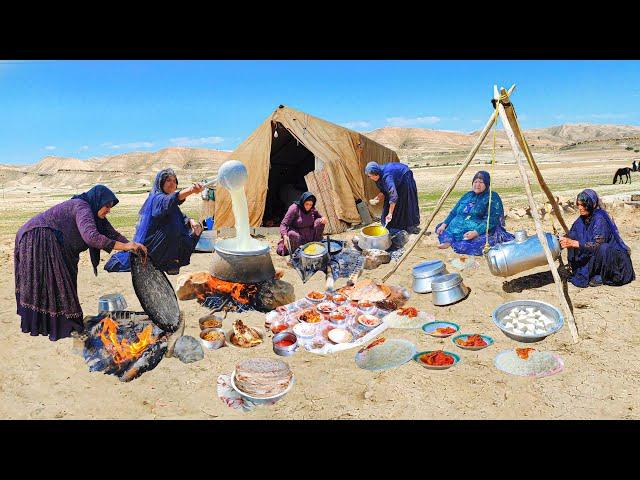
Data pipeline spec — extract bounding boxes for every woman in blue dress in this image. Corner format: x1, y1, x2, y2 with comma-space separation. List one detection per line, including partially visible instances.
365, 161, 420, 234
435, 171, 514, 256
105, 168, 204, 274
559, 188, 634, 287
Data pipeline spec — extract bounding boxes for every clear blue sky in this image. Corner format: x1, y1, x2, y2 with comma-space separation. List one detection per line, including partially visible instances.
2, 60, 640, 165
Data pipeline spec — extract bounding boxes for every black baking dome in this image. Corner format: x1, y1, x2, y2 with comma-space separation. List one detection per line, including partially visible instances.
130, 253, 180, 333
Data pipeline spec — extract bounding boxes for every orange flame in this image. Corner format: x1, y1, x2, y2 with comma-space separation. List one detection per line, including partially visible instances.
99, 317, 157, 364
199, 277, 259, 304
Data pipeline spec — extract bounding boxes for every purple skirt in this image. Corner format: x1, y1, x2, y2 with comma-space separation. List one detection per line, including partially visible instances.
14, 227, 84, 341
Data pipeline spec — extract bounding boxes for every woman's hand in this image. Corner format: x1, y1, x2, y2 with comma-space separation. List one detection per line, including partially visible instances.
126, 241, 148, 255
369, 197, 380, 206
319, 217, 328, 225
463, 230, 479, 240
189, 219, 203, 236
436, 223, 447, 235
559, 236, 579, 249
385, 213, 393, 225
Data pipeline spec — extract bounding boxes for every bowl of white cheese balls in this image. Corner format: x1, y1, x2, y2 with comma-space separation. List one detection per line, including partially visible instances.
492, 300, 564, 343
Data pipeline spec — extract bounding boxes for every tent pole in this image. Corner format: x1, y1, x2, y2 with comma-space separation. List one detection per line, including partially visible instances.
382, 84, 516, 282
495, 86, 579, 343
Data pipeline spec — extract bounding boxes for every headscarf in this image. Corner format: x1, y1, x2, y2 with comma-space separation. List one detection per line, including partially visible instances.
133, 168, 179, 244
365, 161, 383, 176
295, 191, 316, 212
472, 170, 491, 190
461, 171, 499, 219
576, 189, 630, 252
71, 185, 119, 275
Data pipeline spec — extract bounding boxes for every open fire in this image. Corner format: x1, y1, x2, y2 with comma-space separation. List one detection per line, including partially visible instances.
83, 313, 169, 382
195, 276, 259, 305
98, 317, 159, 364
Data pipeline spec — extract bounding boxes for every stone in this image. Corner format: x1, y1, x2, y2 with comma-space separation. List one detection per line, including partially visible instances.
362, 249, 391, 270
257, 279, 295, 311
173, 336, 204, 364
515, 208, 527, 217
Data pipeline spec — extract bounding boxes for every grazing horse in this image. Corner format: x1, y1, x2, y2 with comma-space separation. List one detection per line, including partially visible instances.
613, 167, 632, 184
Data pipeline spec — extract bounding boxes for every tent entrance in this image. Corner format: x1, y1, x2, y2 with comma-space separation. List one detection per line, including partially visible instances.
262, 123, 315, 226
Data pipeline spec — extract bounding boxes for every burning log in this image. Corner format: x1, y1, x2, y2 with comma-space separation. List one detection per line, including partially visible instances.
176, 271, 258, 305
83, 315, 168, 382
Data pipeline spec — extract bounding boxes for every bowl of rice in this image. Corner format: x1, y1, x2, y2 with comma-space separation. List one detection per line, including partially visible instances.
494, 348, 564, 377
492, 300, 564, 343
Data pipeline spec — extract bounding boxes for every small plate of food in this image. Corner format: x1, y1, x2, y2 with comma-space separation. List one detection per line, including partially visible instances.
316, 302, 336, 315
422, 321, 460, 338
337, 304, 359, 317
305, 291, 326, 303
293, 322, 316, 338
329, 311, 347, 326
357, 300, 376, 314
329, 293, 348, 306
357, 314, 382, 329
452, 334, 493, 351
297, 308, 322, 324
328, 328, 353, 344
413, 350, 460, 370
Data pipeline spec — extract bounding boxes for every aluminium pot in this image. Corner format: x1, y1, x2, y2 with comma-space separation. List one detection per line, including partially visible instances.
300, 242, 328, 272
412, 260, 449, 294
359, 225, 392, 251
209, 242, 275, 284
98, 293, 128, 313
431, 273, 470, 306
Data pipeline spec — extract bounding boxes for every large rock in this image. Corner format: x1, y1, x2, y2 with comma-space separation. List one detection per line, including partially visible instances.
176, 271, 215, 301
362, 249, 391, 270
173, 335, 204, 364
256, 279, 295, 311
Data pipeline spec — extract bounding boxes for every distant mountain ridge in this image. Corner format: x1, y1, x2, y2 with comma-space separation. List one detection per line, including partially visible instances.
3, 123, 640, 190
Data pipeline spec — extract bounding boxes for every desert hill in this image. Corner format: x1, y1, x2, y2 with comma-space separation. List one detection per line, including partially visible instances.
4, 123, 640, 192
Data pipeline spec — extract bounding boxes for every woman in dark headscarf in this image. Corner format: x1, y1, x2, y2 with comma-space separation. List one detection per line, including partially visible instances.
14, 185, 146, 341
435, 171, 514, 256
365, 161, 420, 234
276, 192, 328, 256
105, 168, 204, 274
560, 189, 635, 287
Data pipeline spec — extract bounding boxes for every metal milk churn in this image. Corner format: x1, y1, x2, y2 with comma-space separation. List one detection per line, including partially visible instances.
485, 229, 561, 277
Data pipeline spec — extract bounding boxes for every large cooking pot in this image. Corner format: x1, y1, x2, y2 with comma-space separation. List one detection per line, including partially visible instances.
98, 293, 128, 312
359, 225, 391, 251
486, 229, 561, 277
209, 241, 275, 284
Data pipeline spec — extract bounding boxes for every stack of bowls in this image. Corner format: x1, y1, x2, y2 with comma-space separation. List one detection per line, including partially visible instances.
412, 260, 448, 294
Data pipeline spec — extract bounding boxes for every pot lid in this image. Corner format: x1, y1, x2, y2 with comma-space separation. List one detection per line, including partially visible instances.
412, 260, 446, 278
431, 273, 463, 291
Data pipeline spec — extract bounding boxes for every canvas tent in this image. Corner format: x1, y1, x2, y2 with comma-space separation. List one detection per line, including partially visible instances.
215, 105, 400, 232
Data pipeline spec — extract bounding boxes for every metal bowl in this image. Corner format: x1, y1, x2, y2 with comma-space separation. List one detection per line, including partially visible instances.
431, 273, 470, 306
200, 328, 226, 349
492, 300, 564, 343
199, 314, 224, 330
98, 293, 128, 312
272, 332, 298, 356
230, 369, 295, 405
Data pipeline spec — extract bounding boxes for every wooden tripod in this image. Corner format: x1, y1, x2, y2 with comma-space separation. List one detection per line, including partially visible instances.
382, 84, 579, 343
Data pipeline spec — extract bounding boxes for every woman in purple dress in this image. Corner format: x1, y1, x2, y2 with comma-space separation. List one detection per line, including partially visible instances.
276, 192, 328, 256
14, 185, 147, 341
559, 189, 634, 287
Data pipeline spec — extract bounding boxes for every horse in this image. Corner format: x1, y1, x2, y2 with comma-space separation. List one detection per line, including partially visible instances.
613, 167, 632, 184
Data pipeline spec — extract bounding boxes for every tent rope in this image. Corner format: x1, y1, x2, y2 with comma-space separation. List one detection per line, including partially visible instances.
483, 107, 499, 255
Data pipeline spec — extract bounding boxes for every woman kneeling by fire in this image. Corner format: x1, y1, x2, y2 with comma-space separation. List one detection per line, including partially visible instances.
14, 185, 146, 341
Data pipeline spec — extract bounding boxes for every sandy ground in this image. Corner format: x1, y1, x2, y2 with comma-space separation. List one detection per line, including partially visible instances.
1, 156, 639, 419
